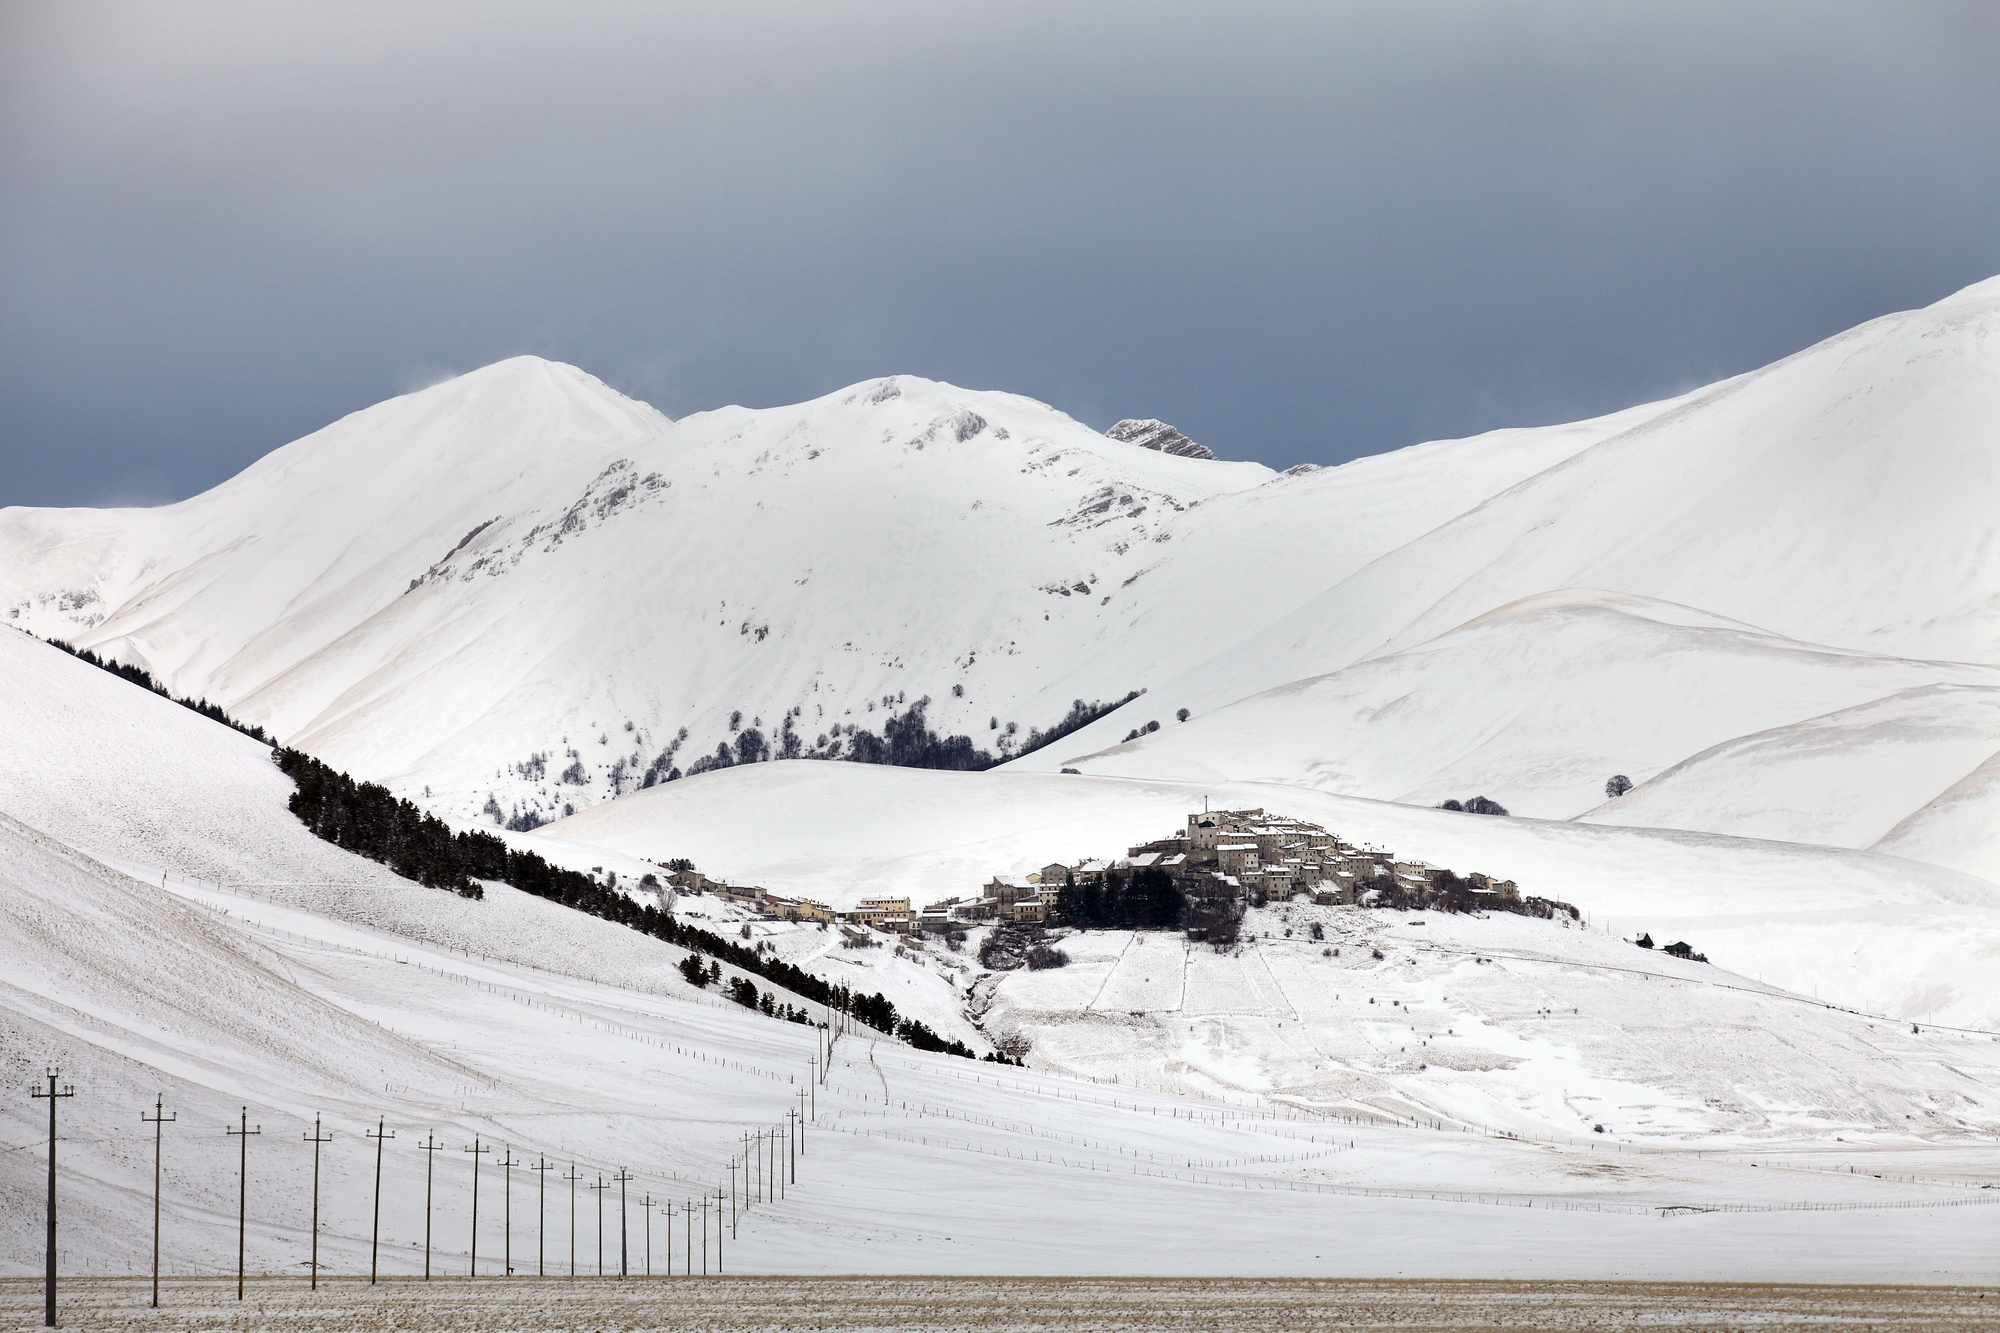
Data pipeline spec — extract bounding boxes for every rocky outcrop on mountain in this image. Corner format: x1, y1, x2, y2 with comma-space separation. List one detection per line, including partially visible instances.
1106, 418, 1216, 460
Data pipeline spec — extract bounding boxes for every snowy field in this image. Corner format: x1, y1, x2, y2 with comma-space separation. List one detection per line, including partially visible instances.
8, 1276, 2000, 1332
538, 760, 2000, 1032
985, 909, 2000, 1145
5, 632, 2000, 1286
6, 847, 1999, 1286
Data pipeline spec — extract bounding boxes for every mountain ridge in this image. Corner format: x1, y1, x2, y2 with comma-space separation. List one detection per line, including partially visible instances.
4, 280, 1998, 870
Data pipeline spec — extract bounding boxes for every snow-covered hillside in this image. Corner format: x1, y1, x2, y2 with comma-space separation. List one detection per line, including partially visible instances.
536, 759, 2000, 1032
7, 281, 2000, 869
1028, 591, 2000, 821
11, 618, 1998, 1283
0, 365, 1256, 824
1004, 277, 2000, 857
0, 355, 1668, 832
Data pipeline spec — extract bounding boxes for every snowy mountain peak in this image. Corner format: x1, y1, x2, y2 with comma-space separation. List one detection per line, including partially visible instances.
367, 354, 672, 443
1929, 272, 2000, 308
1105, 418, 1217, 460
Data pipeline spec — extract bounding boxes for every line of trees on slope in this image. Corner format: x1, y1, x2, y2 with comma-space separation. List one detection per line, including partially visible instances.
48, 638, 274, 745
274, 744, 974, 1055
658, 690, 1146, 785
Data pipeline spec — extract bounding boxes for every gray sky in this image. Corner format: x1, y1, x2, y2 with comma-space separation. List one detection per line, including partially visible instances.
5, 1, 1999, 506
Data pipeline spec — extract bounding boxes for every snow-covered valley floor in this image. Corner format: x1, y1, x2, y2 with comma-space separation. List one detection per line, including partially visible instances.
7, 852, 2000, 1286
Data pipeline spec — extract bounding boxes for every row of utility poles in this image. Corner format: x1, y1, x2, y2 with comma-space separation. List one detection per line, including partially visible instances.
24, 1043, 829, 1324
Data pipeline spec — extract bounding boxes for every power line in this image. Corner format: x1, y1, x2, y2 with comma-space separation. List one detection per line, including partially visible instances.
612, 1168, 633, 1278
499, 1145, 519, 1277
416, 1132, 445, 1281
662, 1196, 674, 1277
303, 1115, 334, 1290
562, 1163, 581, 1277
140, 1094, 175, 1310
641, 1192, 654, 1277
587, 1176, 609, 1277
31, 1070, 74, 1329
462, 1137, 491, 1278
529, 1157, 553, 1277
225, 1108, 260, 1302
366, 1119, 394, 1284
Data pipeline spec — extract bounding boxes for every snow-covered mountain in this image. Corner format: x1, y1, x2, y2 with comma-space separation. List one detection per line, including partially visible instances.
1007, 277, 2000, 880
3, 278, 1999, 880
0, 355, 1650, 829
0, 363, 1265, 823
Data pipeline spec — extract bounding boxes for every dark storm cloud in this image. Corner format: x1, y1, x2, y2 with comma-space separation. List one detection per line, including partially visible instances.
4, 0, 1998, 505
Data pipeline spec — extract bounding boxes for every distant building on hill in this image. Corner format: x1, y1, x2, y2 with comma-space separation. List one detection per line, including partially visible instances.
840, 897, 914, 933
959, 807, 1535, 929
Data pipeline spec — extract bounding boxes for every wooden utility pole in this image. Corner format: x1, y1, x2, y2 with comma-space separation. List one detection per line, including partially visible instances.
31, 1071, 74, 1328
790, 1106, 800, 1181
416, 1132, 444, 1280
498, 1146, 518, 1276
612, 1168, 633, 1277
529, 1158, 553, 1277
141, 1094, 175, 1309
642, 1193, 653, 1276
588, 1176, 609, 1276
303, 1115, 334, 1290
463, 1138, 491, 1277
562, 1163, 581, 1276
366, 1119, 394, 1283
226, 1108, 260, 1301
684, 1199, 692, 1276
661, 1198, 672, 1277
700, 1196, 710, 1276
797, 1090, 808, 1154
715, 1189, 725, 1273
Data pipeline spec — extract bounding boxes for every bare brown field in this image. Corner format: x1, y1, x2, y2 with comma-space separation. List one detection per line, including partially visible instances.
6, 1276, 1999, 1332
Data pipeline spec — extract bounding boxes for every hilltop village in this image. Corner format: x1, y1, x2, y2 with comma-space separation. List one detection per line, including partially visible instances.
665, 808, 1575, 941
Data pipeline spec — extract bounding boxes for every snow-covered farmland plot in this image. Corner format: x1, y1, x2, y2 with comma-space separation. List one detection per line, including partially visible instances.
8, 1276, 2000, 1332
988, 907, 2000, 1149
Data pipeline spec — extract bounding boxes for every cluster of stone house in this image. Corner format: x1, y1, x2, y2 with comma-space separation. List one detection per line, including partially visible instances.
659, 864, 900, 930
915, 807, 1521, 928
1180, 808, 1520, 905
659, 806, 1521, 937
